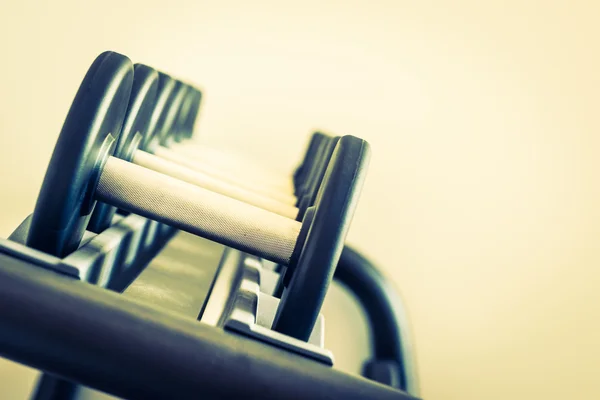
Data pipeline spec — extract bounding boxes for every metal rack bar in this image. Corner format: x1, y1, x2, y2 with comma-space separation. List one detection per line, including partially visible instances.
0, 252, 416, 400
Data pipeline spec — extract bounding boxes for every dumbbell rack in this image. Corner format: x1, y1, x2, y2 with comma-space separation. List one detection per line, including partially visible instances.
0, 52, 420, 399
0, 212, 417, 399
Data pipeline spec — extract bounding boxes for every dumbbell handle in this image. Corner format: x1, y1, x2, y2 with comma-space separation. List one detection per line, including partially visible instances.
96, 157, 301, 265
154, 146, 298, 205
170, 142, 294, 192
132, 151, 299, 219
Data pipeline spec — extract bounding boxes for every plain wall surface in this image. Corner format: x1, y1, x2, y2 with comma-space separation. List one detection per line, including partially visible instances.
0, 1, 599, 399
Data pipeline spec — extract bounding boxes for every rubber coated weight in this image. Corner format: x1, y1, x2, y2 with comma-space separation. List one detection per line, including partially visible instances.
294, 132, 329, 194
273, 135, 370, 341
114, 65, 160, 161
180, 87, 202, 141
296, 136, 339, 220
88, 64, 159, 233
155, 79, 188, 148
272, 135, 341, 294
142, 71, 176, 151
27, 51, 133, 257
169, 85, 192, 145
172, 85, 200, 143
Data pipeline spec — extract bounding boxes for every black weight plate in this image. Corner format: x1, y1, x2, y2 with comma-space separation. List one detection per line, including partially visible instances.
155, 79, 188, 147
272, 135, 340, 298
27, 51, 133, 257
272, 135, 370, 341
170, 84, 196, 143
294, 132, 329, 193
293, 135, 335, 207
296, 136, 339, 220
87, 64, 159, 233
137, 73, 183, 245
140, 72, 176, 152
115, 64, 159, 161
270, 135, 339, 297
180, 87, 202, 141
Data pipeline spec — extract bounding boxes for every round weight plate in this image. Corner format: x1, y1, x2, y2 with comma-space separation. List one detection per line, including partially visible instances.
140, 72, 176, 152
295, 134, 331, 199
87, 64, 159, 233
294, 132, 329, 193
155, 79, 188, 147
27, 51, 133, 257
170, 84, 196, 143
272, 135, 371, 341
116, 64, 159, 161
180, 87, 202, 141
296, 136, 339, 220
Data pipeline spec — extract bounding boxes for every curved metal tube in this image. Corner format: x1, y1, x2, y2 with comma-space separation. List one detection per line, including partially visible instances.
334, 246, 420, 396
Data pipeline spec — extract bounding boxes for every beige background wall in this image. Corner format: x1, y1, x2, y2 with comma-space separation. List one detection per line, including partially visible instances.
0, 1, 599, 399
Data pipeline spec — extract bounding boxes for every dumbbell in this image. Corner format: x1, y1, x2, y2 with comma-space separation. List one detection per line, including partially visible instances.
142, 74, 325, 214
170, 116, 295, 196
147, 68, 356, 331
170, 85, 329, 200
160, 83, 299, 196
88, 65, 338, 286
141, 78, 298, 206
118, 70, 334, 253
170, 142, 295, 196
26, 51, 370, 340
135, 71, 338, 222
164, 83, 337, 204
85, 64, 300, 243
118, 70, 344, 321
154, 78, 339, 220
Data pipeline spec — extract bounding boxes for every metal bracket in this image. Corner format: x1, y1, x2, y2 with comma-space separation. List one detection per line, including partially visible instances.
222, 254, 334, 366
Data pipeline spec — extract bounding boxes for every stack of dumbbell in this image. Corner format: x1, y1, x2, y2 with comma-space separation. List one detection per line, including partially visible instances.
0, 51, 419, 399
